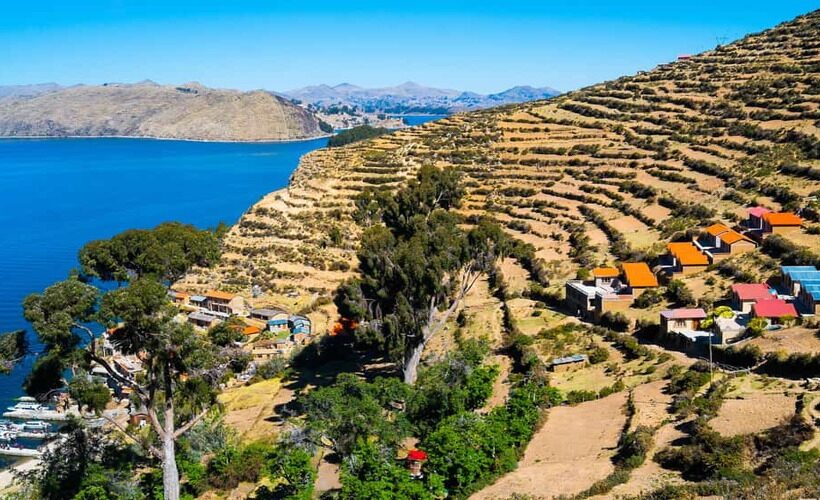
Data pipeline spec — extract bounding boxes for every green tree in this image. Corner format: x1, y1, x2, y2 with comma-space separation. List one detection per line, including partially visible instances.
0, 329, 27, 373
299, 373, 412, 455
336, 166, 508, 383
23, 224, 225, 500
68, 373, 112, 415
340, 439, 445, 499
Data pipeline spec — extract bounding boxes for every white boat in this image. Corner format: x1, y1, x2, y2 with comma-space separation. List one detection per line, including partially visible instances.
22, 421, 50, 433
6, 402, 45, 413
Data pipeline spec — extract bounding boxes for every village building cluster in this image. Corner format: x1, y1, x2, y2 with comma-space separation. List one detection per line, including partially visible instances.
90, 288, 314, 420
565, 206, 815, 353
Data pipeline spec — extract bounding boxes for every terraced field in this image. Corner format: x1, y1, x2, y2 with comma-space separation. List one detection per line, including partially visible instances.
183, 11, 820, 320
176, 11, 820, 499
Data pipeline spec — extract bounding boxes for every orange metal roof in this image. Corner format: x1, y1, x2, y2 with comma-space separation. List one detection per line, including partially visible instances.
242, 326, 262, 335
719, 230, 752, 245
705, 223, 731, 236
592, 267, 619, 278
667, 242, 709, 266
621, 262, 658, 288
763, 212, 803, 226
205, 290, 235, 300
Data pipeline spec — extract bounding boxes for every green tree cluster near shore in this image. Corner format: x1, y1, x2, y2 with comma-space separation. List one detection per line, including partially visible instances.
327, 125, 390, 147
21, 222, 232, 500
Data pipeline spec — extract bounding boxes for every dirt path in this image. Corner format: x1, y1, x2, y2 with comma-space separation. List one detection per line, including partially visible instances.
472, 392, 628, 499
601, 381, 689, 498
480, 354, 512, 413
315, 450, 342, 494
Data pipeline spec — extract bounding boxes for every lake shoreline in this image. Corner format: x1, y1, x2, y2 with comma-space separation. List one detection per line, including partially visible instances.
0, 133, 332, 144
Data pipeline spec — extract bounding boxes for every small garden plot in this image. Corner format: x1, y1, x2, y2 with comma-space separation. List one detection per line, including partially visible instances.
507, 297, 570, 337
642, 203, 673, 221
609, 214, 660, 249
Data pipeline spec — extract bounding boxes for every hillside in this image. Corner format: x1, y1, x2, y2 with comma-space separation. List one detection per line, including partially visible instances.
185, 10, 820, 302
180, 11, 820, 498
0, 81, 326, 142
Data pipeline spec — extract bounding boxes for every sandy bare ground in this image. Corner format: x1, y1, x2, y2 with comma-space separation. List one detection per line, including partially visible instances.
711, 393, 797, 437
472, 392, 628, 500
0, 457, 38, 492
315, 450, 342, 494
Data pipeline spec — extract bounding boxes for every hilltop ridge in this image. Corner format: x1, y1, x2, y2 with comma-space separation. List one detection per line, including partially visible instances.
0, 81, 326, 142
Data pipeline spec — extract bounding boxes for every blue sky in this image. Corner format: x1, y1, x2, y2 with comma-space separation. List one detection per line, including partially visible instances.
1, 1, 817, 93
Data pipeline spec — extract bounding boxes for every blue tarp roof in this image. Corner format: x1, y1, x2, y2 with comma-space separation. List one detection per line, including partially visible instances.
789, 271, 820, 283
782, 266, 818, 276
552, 354, 589, 365
803, 283, 820, 300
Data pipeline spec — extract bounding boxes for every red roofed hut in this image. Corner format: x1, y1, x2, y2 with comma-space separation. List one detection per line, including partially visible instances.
752, 299, 798, 324
406, 449, 428, 478
731, 283, 773, 313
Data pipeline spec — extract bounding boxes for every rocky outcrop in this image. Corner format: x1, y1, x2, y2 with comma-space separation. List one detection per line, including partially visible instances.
0, 82, 325, 142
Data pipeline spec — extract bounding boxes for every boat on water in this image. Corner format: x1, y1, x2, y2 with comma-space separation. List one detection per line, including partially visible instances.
6, 402, 46, 413
21, 421, 50, 433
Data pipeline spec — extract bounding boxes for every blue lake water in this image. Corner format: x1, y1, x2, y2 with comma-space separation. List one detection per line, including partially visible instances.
0, 137, 327, 412
400, 115, 448, 126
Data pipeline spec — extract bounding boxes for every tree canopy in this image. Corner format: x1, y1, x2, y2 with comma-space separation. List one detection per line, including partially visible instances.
22, 223, 228, 500
78, 222, 221, 283
336, 165, 508, 383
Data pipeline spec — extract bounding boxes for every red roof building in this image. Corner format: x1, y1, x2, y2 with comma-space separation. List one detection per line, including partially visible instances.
731, 283, 773, 313
751, 299, 798, 320
407, 450, 428, 461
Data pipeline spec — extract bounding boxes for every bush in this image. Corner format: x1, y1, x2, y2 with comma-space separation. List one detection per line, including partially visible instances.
256, 357, 287, 379
589, 345, 610, 364
633, 288, 664, 309
599, 311, 630, 332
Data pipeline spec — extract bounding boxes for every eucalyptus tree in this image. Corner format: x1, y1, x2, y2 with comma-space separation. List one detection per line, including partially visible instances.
337, 166, 509, 384
0, 329, 27, 373
23, 223, 224, 500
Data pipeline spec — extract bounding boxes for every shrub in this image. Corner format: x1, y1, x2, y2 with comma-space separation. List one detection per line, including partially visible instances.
589, 345, 610, 364
599, 311, 630, 332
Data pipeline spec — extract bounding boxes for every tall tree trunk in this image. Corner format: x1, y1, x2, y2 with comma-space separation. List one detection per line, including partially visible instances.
403, 340, 427, 385
162, 364, 180, 500
162, 431, 180, 500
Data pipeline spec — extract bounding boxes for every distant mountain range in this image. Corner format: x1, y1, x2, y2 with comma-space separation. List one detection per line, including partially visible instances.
0, 81, 325, 142
279, 82, 561, 114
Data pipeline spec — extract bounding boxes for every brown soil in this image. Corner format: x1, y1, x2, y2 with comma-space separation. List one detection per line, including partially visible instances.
472, 392, 628, 499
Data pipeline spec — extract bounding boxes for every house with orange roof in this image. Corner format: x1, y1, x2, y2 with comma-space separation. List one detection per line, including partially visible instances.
168, 290, 190, 306
204, 290, 246, 316
621, 262, 658, 293
565, 267, 633, 320
697, 223, 756, 259
762, 212, 803, 235
592, 267, 619, 287
666, 242, 709, 276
